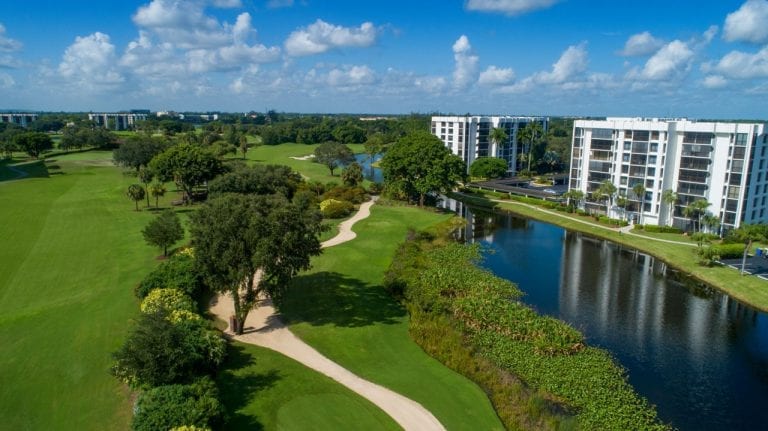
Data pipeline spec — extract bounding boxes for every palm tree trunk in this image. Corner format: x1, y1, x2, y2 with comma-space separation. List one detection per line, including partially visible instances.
741, 240, 751, 275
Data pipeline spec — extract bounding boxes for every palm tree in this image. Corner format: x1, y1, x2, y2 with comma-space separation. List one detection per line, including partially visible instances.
517, 122, 543, 173
489, 127, 508, 159
149, 182, 167, 208
616, 196, 629, 221
563, 189, 584, 210
683, 199, 711, 232
594, 180, 617, 217
662, 189, 677, 227
702, 212, 720, 235
126, 184, 146, 212
632, 183, 646, 225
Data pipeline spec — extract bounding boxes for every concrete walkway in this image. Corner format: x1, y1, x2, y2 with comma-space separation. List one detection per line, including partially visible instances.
210, 197, 446, 431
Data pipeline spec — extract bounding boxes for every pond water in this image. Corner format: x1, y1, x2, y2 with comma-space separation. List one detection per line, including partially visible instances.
443, 199, 768, 431
354, 153, 383, 183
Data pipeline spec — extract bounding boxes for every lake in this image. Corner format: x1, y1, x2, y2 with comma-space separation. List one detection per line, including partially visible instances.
444, 199, 768, 431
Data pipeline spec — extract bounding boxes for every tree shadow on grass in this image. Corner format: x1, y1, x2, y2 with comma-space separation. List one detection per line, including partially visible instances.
280, 271, 406, 328
0, 160, 50, 182
217, 343, 281, 431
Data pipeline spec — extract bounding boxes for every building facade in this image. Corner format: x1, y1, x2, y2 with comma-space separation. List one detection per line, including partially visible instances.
569, 117, 768, 231
431, 115, 548, 174
88, 112, 149, 130
0, 113, 38, 127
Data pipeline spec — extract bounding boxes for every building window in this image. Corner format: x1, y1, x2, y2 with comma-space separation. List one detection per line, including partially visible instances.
647, 167, 656, 176
650, 143, 658, 152
620, 177, 628, 185
624, 141, 631, 150
648, 155, 657, 164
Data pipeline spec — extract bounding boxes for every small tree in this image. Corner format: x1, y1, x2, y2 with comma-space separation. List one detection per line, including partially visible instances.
662, 189, 677, 227
731, 224, 768, 275
239, 135, 249, 159
149, 182, 167, 207
139, 167, 154, 208
14, 132, 53, 159
341, 162, 364, 186
563, 189, 585, 210
632, 183, 646, 225
489, 127, 508, 157
143, 210, 184, 256
314, 141, 355, 176
127, 184, 146, 211
469, 157, 508, 179
363, 133, 386, 177
593, 180, 617, 217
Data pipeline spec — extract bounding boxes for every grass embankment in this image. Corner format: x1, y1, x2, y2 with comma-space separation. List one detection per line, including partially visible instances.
387, 235, 669, 430
455, 190, 768, 311
276, 204, 505, 430
0, 151, 169, 430
217, 343, 401, 430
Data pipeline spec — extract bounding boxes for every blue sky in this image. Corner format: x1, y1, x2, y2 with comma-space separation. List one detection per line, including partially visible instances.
0, 0, 766, 118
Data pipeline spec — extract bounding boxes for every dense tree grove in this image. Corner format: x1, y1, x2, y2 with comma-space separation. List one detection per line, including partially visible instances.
469, 157, 508, 179
150, 144, 224, 204
208, 163, 302, 199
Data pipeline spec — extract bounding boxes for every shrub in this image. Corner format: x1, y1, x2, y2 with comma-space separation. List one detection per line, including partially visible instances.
710, 243, 746, 259
320, 198, 354, 218
141, 288, 196, 315
322, 185, 368, 204
136, 254, 205, 300
367, 182, 384, 195
598, 216, 629, 227
640, 225, 683, 234
132, 377, 223, 431
111, 312, 225, 388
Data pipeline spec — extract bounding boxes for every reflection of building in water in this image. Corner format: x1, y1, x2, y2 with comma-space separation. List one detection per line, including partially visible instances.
438, 198, 496, 243
557, 231, 762, 366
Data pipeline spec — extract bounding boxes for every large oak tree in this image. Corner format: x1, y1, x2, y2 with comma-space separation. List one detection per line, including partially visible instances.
190, 193, 324, 334
380, 131, 466, 206
150, 144, 224, 204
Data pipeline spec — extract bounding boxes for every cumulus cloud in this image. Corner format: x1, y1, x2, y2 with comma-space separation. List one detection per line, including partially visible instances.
326, 65, 376, 87
0, 23, 22, 52
133, 0, 241, 49
708, 46, 768, 79
497, 43, 588, 93
284, 20, 378, 56
702, 75, 728, 89
619, 31, 664, 56
723, 0, 768, 44
636, 40, 693, 80
452, 35, 479, 89
466, 0, 559, 15
478, 66, 515, 85
58, 32, 124, 88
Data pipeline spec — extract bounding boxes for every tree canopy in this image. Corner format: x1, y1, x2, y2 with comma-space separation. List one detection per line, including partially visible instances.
381, 131, 466, 206
113, 135, 169, 172
313, 141, 355, 176
14, 132, 53, 159
143, 210, 185, 257
189, 193, 324, 334
208, 163, 302, 199
150, 144, 224, 203
469, 157, 508, 179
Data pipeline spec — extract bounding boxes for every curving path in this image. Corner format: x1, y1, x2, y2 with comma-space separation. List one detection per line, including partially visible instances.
209, 197, 446, 431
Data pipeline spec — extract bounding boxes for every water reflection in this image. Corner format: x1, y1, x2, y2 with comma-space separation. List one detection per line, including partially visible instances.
444, 199, 768, 431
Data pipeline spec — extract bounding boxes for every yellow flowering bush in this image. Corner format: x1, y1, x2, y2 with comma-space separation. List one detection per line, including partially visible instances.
140, 288, 195, 315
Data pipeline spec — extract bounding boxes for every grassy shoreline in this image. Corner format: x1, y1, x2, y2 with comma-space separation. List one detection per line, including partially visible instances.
452, 191, 768, 312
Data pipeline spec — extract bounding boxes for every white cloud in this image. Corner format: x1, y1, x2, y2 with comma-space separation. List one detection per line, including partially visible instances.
535, 43, 588, 83
284, 20, 378, 56
619, 31, 664, 56
724, 0, 768, 44
58, 32, 124, 89
702, 75, 728, 88
327, 65, 376, 87
709, 46, 768, 79
0, 23, 22, 52
0, 72, 14, 88
478, 65, 515, 85
132, 0, 239, 49
452, 35, 479, 89
466, 0, 559, 15
631, 40, 693, 81
267, 0, 294, 8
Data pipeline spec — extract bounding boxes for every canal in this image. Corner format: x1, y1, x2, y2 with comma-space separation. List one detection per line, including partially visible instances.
445, 199, 768, 431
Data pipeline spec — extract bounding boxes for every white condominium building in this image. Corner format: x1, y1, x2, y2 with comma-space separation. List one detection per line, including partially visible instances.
88, 112, 149, 130
431, 115, 548, 174
0, 113, 38, 127
569, 117, 768, 230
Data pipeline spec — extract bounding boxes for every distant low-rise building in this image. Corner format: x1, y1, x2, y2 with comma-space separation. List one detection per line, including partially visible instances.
88, 112, 148, 130
569, 117, 768, 231
0, 112, 38, 127
431, 115, 548, 174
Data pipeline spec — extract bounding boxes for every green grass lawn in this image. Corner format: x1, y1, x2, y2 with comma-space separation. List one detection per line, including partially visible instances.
217, 343, 401, 431
242, 142, 364, 184
278, 204, 505, 430
0, 151, 187, 430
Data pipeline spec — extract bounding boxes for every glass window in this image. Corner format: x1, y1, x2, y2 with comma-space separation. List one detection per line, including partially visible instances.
624, 141, 631, 150
620, 177, 628, 185
592, 128, 613, 139
650, 143, 658, 152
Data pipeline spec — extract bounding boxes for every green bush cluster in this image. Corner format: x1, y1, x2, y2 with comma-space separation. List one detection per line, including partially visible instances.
385, 234, 670, 430
114, 249, 227, 430
132, 377, 223, 431
639, 225, 683, 234
709, 243, 746, 259
322, 185, 368, 204
135, 254, 206, 301
320, 198, 354, 218
597, 216, 629, 227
